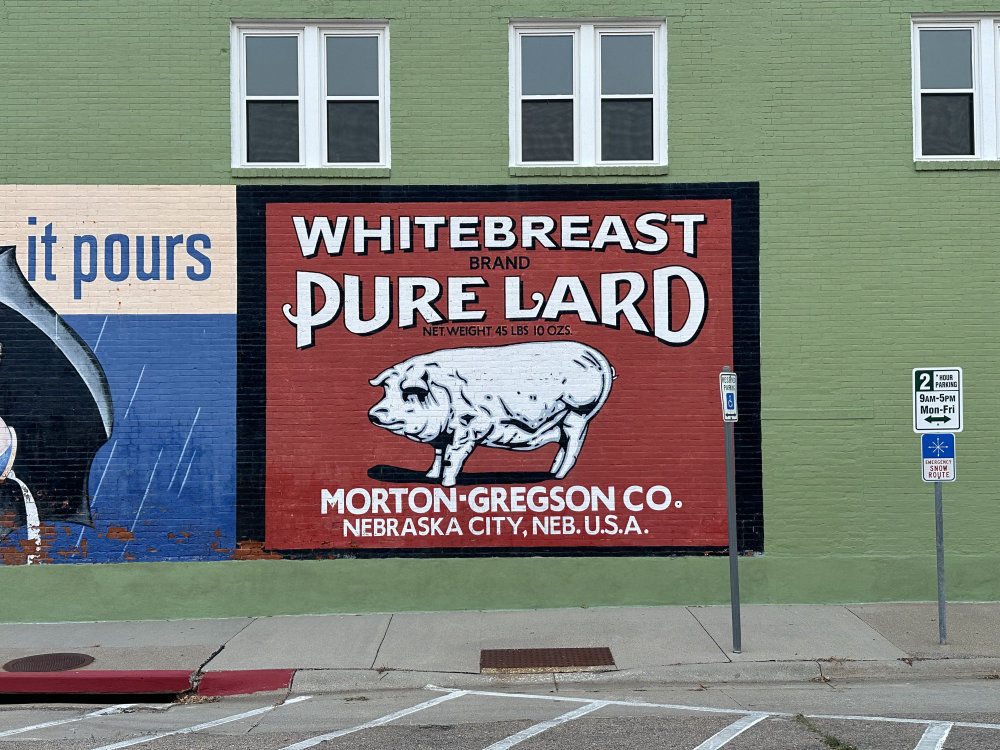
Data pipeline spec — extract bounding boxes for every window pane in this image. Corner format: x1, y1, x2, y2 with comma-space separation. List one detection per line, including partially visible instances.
601, 99, 653, 161
601, 34, 654, 95
327, 36, 379, 96
921, 93, 974, 155
246, 36, 298, 96
521, 35, 573, 96
327, 101, 380, 162
521, 100, 574, 161
919, 29, 973, 89
246, 101, 300, 162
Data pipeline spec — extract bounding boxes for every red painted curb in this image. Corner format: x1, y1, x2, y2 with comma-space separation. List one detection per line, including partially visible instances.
197, 669, 295, 697
0, 670, 194, 694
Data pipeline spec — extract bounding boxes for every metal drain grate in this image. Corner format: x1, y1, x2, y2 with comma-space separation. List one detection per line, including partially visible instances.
3, 653, 96, 673
480, 647, 615, 674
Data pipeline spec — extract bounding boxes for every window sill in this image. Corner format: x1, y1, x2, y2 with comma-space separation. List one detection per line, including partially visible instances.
231, 167, 391, 178
509, 165, 669, 177
914, 160, 1000, 171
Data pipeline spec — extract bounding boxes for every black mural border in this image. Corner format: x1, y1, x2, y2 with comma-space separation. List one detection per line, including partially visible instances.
236, 183, 762, 557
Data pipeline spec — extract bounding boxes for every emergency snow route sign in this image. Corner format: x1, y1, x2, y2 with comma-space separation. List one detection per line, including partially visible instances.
913, 367, 963, 433
922, 433, 956, 482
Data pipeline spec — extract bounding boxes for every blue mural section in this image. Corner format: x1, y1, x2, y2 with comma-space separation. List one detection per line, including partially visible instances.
0, 314, 236, 563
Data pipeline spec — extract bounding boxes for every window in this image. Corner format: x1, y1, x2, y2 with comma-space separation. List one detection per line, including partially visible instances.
231, 22, 389, 167
510, 20, 666, 166
912, 17, 1000, 159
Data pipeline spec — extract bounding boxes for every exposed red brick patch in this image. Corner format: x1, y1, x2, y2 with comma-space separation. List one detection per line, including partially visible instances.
105, 526, 135, 542
232, 540, 282, 560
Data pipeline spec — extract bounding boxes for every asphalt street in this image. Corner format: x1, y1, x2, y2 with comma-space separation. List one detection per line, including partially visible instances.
1, 679, 999, 749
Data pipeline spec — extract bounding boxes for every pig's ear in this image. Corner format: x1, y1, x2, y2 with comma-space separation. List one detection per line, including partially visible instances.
400, 369, 430, 394
369, 367, 395, 387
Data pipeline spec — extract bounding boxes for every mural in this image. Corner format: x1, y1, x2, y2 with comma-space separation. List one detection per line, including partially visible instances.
238, 184, 762, 556
0, 245, 113, 555
0, 186, 236, 564
0, 183, 759, 564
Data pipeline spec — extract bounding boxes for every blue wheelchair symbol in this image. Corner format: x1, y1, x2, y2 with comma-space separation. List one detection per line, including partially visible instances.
726, 393, 735, 410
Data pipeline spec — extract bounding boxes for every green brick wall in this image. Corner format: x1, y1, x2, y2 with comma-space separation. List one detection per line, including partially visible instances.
1, 0, 998, 620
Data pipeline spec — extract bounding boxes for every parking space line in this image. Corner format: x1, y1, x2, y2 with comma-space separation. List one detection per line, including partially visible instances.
87, 695, 311, 750
0, 704, 137, 738
426, 686, 1000, 731
913, 722, 954, 750
425, 685, 754, 716
277, 690, 469, 750
692, 713, 770, 750
481, 700, 610, 750
808, 713, 1000, 731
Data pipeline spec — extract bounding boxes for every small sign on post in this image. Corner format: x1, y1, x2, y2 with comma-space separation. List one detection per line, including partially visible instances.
921, 433, 956, 482
913, 368, 963, 433
720, 372, 738, 422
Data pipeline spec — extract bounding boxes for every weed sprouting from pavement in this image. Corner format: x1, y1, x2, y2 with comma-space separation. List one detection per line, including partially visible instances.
794, 713, 858, 750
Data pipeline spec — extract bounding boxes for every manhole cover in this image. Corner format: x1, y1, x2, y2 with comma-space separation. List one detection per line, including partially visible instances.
480, 647, 615, 674
3, 652, 95, 672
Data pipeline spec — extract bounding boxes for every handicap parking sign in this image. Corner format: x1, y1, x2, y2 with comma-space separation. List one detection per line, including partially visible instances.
921, 433, 955, 482
719, 371, 738, 422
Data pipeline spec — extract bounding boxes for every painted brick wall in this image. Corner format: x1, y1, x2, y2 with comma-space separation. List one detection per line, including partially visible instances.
0, 186, 236, 563
1, 0, 998, 618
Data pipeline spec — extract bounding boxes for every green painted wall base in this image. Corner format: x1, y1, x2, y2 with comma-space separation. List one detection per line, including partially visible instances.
1, 555, 995, 623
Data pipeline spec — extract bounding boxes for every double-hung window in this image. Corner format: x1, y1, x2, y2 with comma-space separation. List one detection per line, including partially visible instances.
232, 21, 389, 168
510, 20, 667, 167
912, 17, 1000, 160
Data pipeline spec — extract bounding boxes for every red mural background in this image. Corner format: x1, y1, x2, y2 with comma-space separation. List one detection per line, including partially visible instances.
263, 198, 734, 551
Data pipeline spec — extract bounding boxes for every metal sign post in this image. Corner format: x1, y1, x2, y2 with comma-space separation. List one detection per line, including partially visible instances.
719, 367, 741, 653
921, 432, 955, 645
914, 369, 962, 647
934, 481, 946, 645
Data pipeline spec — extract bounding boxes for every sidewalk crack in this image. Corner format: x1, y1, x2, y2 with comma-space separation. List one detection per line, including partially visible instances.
370, 614, 393, 670
687, 606, 734, 663
189, 617, 260, 691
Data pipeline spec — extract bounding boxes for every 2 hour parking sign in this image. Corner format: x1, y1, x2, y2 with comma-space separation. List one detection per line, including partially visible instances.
913, 368, 963, 433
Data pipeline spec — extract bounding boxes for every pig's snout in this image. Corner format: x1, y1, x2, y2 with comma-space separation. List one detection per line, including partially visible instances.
369, 405, 391, 426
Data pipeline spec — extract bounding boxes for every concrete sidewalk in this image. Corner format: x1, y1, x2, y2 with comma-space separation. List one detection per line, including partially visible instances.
0, 603, 998, 697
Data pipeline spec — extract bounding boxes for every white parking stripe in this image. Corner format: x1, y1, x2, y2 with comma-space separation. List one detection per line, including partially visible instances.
481, 701, 610, 750
808, 713, 999, 731
914, 722, 954, 750
426, 686, 1000, 731
692, 713, 770, 750
425, 685, 754, 715
88, 695, 311, 750
277, 690, 469, 750
0, 704, 137, 738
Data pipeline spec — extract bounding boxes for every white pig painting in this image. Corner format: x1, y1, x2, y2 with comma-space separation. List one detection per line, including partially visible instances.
368, 342, 615, 486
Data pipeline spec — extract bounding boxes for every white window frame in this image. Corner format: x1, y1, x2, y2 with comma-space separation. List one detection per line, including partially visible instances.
231, 20, 390, 168
912, 16, 1000, 160
509, 19, 667, 167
